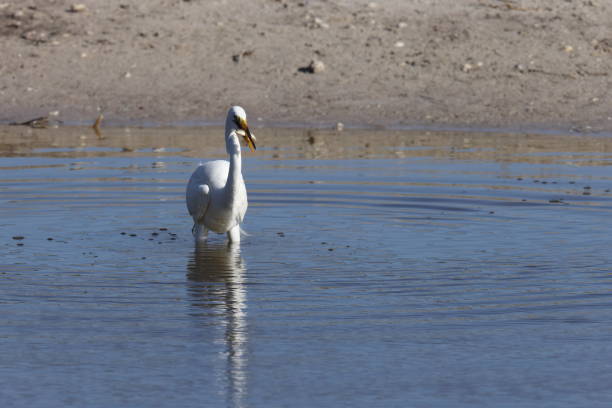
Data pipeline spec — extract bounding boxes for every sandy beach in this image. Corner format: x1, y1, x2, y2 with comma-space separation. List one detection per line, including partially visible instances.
1, 0, 612, 130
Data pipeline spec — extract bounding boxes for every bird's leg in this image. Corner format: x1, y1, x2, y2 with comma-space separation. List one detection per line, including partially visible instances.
227, 225, 241, 244
193, 224, 209, 242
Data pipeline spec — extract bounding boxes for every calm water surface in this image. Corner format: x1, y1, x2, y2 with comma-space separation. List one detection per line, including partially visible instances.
1, 126, 612, 407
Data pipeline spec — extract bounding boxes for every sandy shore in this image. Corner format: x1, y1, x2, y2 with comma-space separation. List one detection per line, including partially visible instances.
1, 0, 612, 130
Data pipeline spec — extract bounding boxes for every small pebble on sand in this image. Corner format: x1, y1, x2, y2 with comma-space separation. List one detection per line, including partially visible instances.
299, 60, 325, 74
462, 61, 483, 72
309, 60, 325, 73
69, 4, 87, 12
314, 17, 329, 29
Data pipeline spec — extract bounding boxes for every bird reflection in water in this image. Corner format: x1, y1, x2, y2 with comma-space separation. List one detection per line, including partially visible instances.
187, 242, 248, 408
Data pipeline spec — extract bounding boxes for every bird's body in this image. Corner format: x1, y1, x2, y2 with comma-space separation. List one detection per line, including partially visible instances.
186, 106, 256, 243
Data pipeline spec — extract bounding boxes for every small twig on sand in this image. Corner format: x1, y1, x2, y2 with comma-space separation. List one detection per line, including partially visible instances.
92, 113, 104, 138
527, 68, 577, 80
9, 116, 49, 128
478, 0, 539, 12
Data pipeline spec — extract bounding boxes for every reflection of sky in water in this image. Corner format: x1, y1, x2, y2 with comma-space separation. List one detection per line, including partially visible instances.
1, 126, 612, 407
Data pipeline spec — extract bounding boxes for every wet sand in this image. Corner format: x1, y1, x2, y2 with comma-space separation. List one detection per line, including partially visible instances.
2, 0, 612, 130
4, 123, 612, 161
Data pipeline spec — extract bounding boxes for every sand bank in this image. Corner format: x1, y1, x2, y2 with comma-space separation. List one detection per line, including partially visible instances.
1, 0, 612, 131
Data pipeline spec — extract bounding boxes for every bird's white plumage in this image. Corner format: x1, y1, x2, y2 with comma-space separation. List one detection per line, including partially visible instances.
186, 106, 254, 243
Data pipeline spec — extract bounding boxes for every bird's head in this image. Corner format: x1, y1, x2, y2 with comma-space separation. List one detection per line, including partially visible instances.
226, 106, 256, 152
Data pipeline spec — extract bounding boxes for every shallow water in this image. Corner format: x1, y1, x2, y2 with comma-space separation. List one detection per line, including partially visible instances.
1, 125, 612, 407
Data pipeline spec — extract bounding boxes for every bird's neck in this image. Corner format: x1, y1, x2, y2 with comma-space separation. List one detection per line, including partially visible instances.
226, 147, 243, 202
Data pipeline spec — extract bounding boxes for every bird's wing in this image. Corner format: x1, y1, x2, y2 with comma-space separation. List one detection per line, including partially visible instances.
186, 183, 210, 223
195, 184, 210, 222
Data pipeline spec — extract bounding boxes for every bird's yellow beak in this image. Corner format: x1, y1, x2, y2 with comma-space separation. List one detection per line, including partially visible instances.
244, 126, 256, 152
237, 117, 256, 152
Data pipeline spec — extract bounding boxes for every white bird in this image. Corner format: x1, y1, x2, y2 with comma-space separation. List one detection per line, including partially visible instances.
186, 106, 256, 243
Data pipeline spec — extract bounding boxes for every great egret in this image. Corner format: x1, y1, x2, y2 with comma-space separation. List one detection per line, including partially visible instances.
186, 106, 256, 243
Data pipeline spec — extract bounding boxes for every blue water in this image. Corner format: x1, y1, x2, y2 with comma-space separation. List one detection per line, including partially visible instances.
1, 126, 612, 407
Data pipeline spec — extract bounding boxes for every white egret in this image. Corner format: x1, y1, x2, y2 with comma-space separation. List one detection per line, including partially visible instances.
186, 106, 256, 243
